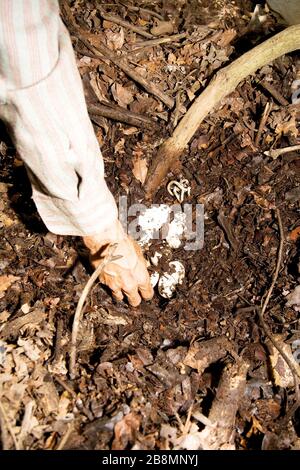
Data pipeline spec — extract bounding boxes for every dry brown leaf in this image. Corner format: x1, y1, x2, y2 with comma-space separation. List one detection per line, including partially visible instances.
0, 183, 8, 193
115, 138, 125, 154
0, 275, 20, 296
0, 212, 15, 227
105, 27, 125, 50
112, 412, 141, 450
216, 29, 237, 47
268, 335, 300, 387
151, 21, 174, 36
89, 71, 109, 103
275, 113, 298, 138
111, 83, 134, 108
132, 156, 148, 185
123, 127, 138, 136
288, 226, 300, 242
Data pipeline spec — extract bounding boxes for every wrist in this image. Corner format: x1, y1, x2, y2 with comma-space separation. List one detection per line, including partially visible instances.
82, 220, 127, 255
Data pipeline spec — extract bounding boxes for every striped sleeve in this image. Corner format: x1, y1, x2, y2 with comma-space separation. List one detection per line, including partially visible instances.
0, 0, 118, 236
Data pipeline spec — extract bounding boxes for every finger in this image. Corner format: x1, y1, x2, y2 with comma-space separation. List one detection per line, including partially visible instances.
134, 261, 154, 301
99, 270, 124, 301
112, 290, 123, 302
139, 283, 154, 301
124, 288, 142, 307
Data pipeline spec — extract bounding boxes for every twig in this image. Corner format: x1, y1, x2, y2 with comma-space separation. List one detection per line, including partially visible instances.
257, 209, 300, 402
54, 375, 77, 400
198, 360, 249, 450
56, 423, 74, 450
53, 318, 64, 362
119, 2, 164, 21
217, 210, 238, 252
144, 24, 300, 197
130, 33, 187, 51
264, 144, 300, 159
60, 1, 174, 109
69, 244, 118, 379
0, 403, 9, 450
0, 399, 20, 450
259, 80, 289, 106
88, 103, 156, 128
255, 101, 272, 147
207, 132, 239, 155
99, 11, 153, 38
18, 400, 35, 450
0, 310, 47, 340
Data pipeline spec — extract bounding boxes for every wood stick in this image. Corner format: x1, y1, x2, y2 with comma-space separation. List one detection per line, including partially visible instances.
260, 80, 289, 106
99, 11, 153, 39
0, 400, 20, 450
255, 101, 272, 147
88, 103, 156, 128
264, 144, 300, 159
144, 25, 300, 198
69, 245, 118, 379
131, 33, 187, 50
258, 209, 300, 389
198, 360, 249, 450
119, 2, 164, 21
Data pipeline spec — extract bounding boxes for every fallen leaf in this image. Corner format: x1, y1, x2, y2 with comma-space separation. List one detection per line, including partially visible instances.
286, 285, 300, 311
288, 226, 300, 242
105, 27, 125, 50
132, 156, 148, 184
151, 21, 174, 36
111, 83, 134, 108
0, 275, 20, 296
268, 335, 300, 387
0, 212, 15, 227
123, 127, 138, 135
89, 71, 109, 103
115, 138, 125, 154
214, 29, 236, 47
175, 423, 203, 450
112, 412, 140, 450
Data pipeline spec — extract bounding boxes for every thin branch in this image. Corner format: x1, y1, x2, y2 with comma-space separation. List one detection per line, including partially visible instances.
0, 399, 20, 450
56, 423, 74, 450
88, 103, 156, 129
257, 209, 300, 402
119, 2, 164, 21
255, 101, 272, 147
264, 144, 300, 159
99, 11, 153, 38
69, 244, 118, 379
144, 24, 300, 197
130, 33, 187, 51
259, 80, 289, 106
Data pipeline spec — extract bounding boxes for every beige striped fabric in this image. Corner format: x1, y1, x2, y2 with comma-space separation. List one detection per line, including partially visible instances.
0, 0, 118, 236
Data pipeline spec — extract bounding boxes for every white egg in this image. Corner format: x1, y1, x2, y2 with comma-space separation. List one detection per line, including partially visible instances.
150, 271, 160, 288
150, 251, 163, 266
158, 261, 185, 299
138, 205, 170, 246
166, 212, 186, 248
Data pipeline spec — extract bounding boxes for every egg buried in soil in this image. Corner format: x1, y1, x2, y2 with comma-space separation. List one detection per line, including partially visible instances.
158, 261, 185, 299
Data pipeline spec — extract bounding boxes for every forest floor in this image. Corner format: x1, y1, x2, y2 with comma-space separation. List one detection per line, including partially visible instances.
0, 0, 299, 450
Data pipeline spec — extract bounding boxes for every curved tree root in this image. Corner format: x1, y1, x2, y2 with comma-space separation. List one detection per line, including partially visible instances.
145, 25, 300, 199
